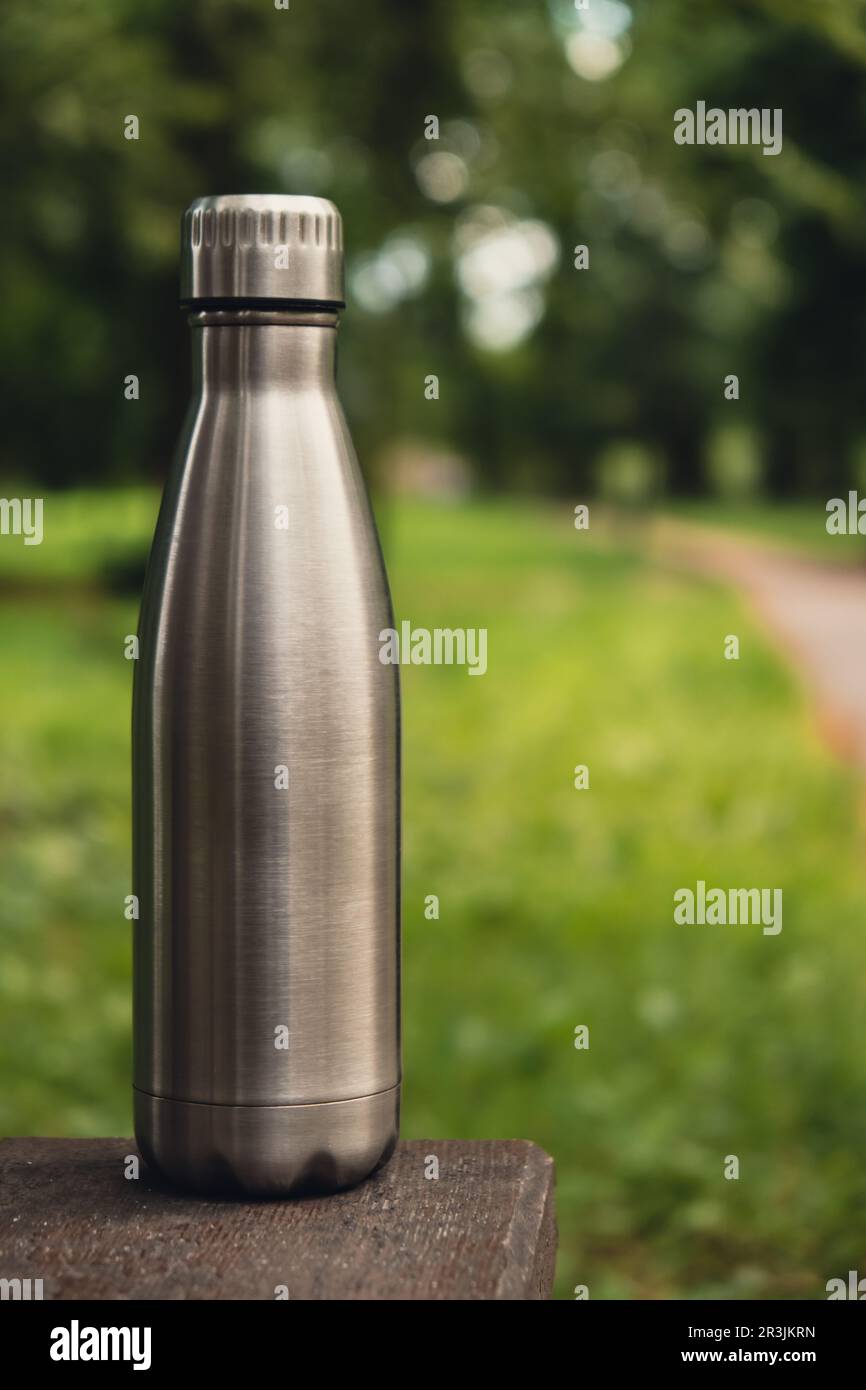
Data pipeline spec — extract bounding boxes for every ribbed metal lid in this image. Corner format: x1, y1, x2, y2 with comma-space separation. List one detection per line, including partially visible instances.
181, 194, 345, 307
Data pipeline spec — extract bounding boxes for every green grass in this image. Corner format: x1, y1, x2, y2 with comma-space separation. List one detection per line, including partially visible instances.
0, 488, 157, 588
661, 498, 866, 562
2, 490, 865, 1299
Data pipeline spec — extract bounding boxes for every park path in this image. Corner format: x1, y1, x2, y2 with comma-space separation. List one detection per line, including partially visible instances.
650, 519, 866, 772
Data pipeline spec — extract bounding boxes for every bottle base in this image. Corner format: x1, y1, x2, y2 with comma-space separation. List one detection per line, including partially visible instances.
134, 1085, 400, 1197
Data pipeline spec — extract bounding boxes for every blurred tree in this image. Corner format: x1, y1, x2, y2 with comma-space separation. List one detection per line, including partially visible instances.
0, 0, 865, 495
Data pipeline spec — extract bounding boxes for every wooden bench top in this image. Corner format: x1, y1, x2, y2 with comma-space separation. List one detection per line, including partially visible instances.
0, 1137, 556, 1300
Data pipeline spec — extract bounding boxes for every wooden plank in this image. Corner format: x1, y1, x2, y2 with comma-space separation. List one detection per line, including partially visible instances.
0, 1138, 556, 1300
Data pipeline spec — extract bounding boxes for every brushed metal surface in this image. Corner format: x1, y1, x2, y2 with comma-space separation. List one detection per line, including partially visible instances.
133, 299, 400, 1190
134, 1086, 400, 1197
181, 194, 345, 306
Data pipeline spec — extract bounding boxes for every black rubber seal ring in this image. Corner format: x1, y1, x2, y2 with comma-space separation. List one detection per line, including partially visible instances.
181, 296, 345, 312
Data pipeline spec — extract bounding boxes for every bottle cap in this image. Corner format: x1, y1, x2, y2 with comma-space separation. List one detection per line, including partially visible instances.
181, 194, 344, 308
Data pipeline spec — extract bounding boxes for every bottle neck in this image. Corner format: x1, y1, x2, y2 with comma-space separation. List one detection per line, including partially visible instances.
188, 308, 339, 391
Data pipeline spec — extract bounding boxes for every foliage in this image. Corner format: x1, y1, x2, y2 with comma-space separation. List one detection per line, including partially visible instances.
2, 1, 866, 493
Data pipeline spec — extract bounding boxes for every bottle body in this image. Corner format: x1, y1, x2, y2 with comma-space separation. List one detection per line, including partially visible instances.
133, 309, 400, 1194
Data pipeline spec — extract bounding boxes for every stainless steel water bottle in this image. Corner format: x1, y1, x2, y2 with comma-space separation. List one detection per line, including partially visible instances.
132, 194, 401, 1195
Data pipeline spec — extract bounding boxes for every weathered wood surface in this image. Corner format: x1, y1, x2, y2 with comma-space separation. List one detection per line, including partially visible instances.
0, 1138, 556, 1300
